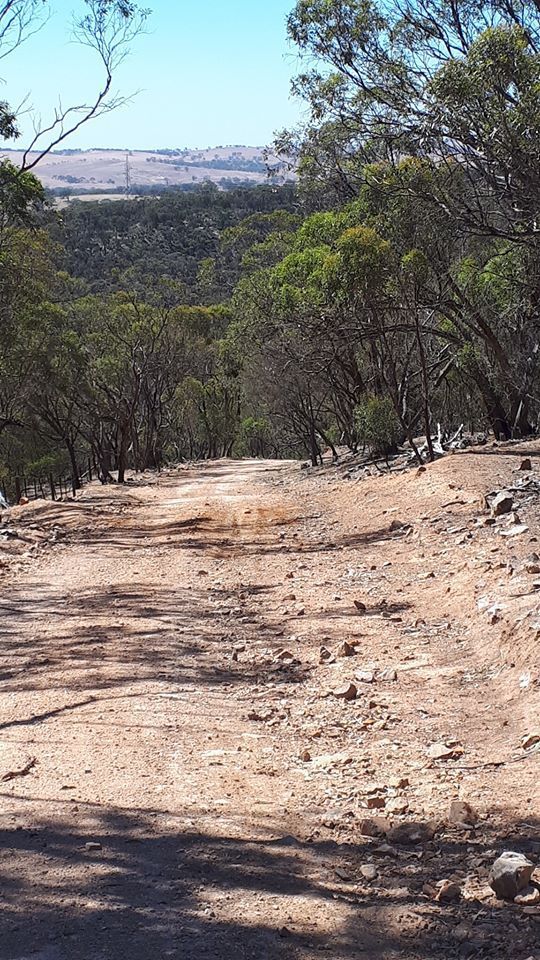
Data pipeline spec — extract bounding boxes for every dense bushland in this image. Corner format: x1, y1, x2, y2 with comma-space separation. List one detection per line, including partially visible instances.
3, 0, 540, 490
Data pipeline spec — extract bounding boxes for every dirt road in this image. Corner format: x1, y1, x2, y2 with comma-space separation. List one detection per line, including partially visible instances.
0, 456, 539, 959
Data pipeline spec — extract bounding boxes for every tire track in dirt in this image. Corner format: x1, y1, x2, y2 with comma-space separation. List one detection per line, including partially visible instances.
0, 456, 539, 959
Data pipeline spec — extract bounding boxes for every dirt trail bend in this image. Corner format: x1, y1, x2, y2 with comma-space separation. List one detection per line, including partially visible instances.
0, 455, 539, 960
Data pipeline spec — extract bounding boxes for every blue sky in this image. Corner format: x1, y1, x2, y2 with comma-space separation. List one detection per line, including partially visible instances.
0, 0, 303, 150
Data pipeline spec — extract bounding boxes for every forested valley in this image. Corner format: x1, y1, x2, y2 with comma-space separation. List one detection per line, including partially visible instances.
3, 0, 540, 500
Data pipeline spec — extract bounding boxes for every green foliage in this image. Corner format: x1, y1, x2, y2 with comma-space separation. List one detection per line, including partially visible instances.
233, 416, 270, 457
26, 453, 67, 479
50, 185, 298, 298
0, 162, 44, 221
355, 396, 401, 457
294, 211, 345, 249
401, 249, 429, 285
328, 226, 392, 297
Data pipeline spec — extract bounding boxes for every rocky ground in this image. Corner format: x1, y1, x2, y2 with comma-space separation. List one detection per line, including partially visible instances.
0, 446, 539, 959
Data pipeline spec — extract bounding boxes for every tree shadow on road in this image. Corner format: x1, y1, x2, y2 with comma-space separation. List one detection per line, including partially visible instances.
0, 575, 315, 709
0, 800, 538, 960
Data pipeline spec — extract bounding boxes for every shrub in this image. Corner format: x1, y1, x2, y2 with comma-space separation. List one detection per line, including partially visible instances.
355, 395, 400, 457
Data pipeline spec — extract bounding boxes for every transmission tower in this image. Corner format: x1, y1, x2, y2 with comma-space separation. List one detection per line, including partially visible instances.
124, 152, 132, 198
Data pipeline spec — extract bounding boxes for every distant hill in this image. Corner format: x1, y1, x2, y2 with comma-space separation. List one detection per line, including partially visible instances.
0, 146, 294, 195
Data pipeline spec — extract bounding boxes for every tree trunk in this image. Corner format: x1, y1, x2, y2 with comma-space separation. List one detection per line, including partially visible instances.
117, 426, 130, 484
66, 439, 81, 490
510, 396, 534, 438
414, 309, 435, 461
308, 424, 320, 466
318, 428, 339, 461
469, 362, 511, 440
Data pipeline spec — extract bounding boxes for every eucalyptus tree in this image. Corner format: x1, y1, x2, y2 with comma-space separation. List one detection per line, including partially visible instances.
285, 0, 540, 230
281, 2, 540, 436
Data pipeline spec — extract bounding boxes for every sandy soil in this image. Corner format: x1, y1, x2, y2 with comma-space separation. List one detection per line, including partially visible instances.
0, 451, 539, 959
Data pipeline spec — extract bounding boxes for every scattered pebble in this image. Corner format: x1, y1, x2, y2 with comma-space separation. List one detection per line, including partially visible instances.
331, 682, 357, 701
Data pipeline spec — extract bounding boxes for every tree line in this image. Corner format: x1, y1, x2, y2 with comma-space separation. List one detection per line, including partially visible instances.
266, 0, 540, 459
0, 181, 304, 494
3, 0, 540, 493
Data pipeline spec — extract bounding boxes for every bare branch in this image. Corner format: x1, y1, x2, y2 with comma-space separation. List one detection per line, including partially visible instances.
18, 0, 149, 171
0, 1, 50, 62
